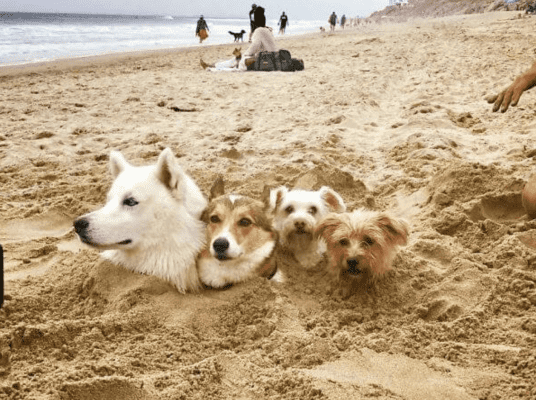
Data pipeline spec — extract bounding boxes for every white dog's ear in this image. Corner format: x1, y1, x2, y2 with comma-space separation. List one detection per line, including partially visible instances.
209, 176, 225, 200
269, 186, 288, 212
319, 187, 346, 213
376, 213, 409, 247
155, 148, 184, 191
109, 150, 131, 178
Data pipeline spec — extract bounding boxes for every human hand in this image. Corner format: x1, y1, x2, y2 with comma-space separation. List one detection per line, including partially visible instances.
488, 62, 536, 112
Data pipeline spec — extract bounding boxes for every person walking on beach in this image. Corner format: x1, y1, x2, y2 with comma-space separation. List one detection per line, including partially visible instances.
278, 12, 288, 35
340, 14, 346, 29
329, 12, 337, 33
249, 4, 257, 42
195, 15, 209, 43
488, 60, 536, 112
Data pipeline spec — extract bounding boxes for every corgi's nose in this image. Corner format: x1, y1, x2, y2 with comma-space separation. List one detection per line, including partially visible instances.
213, 238, 230, 254
74, 218, 89, 234
346, 258, 362, 276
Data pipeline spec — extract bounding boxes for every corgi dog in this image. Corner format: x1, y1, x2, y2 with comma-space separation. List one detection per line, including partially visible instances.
73, 148, 206, 293
197, 177, 279, 288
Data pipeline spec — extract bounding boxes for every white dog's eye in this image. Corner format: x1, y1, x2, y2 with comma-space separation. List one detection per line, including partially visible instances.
210, 215, 221, 223
363, 236, 375, 246
238, 218, 252, 227
339, 238, 350, 247
309, 206, 317, 215
123, 197, 138, 207
285, 206, 294, 214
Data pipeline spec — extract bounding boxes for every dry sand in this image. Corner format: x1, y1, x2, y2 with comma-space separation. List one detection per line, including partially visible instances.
1, 10, 536, 400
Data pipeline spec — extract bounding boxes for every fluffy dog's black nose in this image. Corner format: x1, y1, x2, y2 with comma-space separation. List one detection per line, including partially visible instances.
346, 258, 362, 276
74, 218, 89, 234
213, 238, 229, 254
294, 221, 305, 229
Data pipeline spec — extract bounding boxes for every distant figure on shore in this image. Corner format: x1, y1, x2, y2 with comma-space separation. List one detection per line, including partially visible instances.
329, 12, 337, 33
195, 15, 209, 43
488, 61, 536, 112
249, 4, 257, 42
340, 14, 346, 29
278, 12, 288, 35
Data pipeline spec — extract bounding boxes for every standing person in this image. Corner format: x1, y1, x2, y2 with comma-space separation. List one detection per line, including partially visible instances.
278, 11, 288, 35
195, 15, 209, 43
340, 14, 346, 29
329, 12, 337, 33
248, 4, 257, 43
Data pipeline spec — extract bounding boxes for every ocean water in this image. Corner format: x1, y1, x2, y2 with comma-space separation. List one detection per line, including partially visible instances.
0, 12, 325, 66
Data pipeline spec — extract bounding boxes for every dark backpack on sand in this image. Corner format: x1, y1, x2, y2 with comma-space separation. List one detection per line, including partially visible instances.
253, 49, 304, 72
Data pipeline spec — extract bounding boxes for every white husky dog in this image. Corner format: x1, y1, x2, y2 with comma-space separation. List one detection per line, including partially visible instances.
73, 148, 207, 293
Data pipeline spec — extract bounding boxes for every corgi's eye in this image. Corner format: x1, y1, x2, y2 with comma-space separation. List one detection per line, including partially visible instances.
238, 218, 252, 227
123, 197, 138, 207
285, 206, 294, 214
309, 206, 317, 215
363, 236, 374, 246
210, 215, 221, 223
339, 238, 350, 247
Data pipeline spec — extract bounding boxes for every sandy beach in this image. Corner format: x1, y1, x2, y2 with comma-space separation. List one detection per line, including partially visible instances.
1, 9, 536, 399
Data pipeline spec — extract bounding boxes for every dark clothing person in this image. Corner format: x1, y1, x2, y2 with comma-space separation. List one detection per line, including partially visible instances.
249, 4, 257, 42
278, 12, 288, 34
195, 16, 209, 43
329, 12, 337, 32
341, 14, 346, 28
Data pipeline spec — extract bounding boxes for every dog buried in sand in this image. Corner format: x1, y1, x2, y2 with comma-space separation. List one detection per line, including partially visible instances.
73, 148, 207, 293
197, 177, 279, 288
315, 208, 409, 298
268, 186, 346, 269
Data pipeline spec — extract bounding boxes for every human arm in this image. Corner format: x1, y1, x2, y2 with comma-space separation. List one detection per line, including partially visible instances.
488, 61, 536, 112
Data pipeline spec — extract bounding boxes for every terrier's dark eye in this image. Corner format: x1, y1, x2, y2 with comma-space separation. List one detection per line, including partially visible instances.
363, 236, 374, 246
339, 238, 350, 247
210, 215, 221, 223
238, 218, 252, 227
123, 197, 138, 207
309, 206, 317, 215
285, 206, 294, 214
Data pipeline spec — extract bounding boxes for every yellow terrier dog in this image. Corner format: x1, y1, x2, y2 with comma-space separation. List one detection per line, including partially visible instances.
315, 208, 409, 298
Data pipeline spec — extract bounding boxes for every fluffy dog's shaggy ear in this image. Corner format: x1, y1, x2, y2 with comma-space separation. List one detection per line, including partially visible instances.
314, 213, 341, 241
319, 187, 346, 213
109, 150, 130, 178
269, 186, 288, 212
209, 176, 225, 201
155, 148, 184, 191
376, 214, 409, 246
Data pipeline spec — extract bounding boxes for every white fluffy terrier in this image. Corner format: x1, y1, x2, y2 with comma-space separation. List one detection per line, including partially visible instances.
73, 148, 207, 293
315, 208, 409, 298
268, 186, 346, 268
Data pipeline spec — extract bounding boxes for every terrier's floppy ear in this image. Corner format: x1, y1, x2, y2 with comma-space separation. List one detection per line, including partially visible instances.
209, 176, 225, 201
319, 186, 346, 213
109, 150, 131, 178
269, 186, 288, 212
314, 213, 342, 241
155, 148, 185, 192
375, 213, 409, 246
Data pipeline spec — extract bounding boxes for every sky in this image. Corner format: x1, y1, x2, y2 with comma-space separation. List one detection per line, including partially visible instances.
0, 0, 390, 20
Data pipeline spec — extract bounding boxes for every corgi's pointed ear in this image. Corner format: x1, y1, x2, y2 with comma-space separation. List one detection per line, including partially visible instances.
209, 176, 225, 201
269, 186, 288, 212
376, 213, 410, 247
109, 150, 130, 178
155, 148, 183, 190
320, 186, 346, 213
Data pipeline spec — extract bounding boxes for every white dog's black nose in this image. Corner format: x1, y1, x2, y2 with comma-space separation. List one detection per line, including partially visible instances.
74, 218, 89, 234
213, 238, 229, 254
294, 221, 306, 230
346, 258, 362, 276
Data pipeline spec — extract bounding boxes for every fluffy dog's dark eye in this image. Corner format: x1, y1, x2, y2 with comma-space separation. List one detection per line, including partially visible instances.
210, 215, 221, 223
285, 206, 294, 214
238, 218, 252, 227
339, 238, 350, 247
309, 206, 317, 215
363, 236, 374, 246
123, 197, 138, 207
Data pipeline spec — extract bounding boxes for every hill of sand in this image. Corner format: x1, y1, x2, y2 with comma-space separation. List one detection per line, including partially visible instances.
1, 9, 536, 400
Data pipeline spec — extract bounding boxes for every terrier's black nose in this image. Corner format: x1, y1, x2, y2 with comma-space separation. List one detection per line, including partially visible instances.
74, 218, 89, 234
213, 238, 230, 254
346, 258, 361, 276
